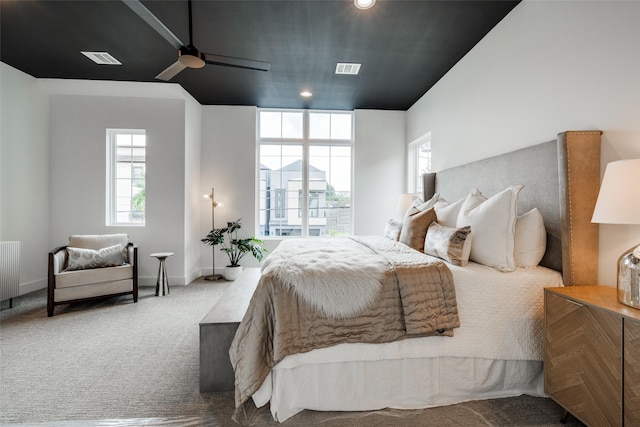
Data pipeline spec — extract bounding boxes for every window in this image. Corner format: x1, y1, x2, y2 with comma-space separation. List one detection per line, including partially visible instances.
408, 133, 431, 194
258, 109, 353, 237
107, 129, 146, 226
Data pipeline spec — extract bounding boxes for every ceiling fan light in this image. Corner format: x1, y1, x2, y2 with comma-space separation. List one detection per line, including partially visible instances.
178, 48, 205, 68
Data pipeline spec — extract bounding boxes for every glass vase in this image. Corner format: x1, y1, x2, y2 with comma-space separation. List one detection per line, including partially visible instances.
617, 244, 640, 309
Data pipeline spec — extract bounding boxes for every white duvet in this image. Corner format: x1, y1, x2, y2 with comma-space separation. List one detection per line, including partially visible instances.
251, 260, 563, 422
270, 261, 563, 369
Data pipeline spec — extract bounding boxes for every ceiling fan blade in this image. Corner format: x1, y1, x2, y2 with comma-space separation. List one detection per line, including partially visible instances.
155, 60, 187, 81
203, 53, 271, 72
121, 0, 184, 50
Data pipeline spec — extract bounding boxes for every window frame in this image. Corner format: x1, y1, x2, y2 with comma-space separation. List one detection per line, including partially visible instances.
106, 128, 146, 227
407, 132, 431, 194
257, 109, 354, 238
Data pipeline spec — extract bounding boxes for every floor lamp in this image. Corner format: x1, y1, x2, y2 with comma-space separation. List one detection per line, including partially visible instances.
205, 187, 223, 281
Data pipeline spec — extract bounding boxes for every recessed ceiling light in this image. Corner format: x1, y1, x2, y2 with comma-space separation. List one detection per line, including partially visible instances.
300, 90, 313, 98
81, 51, 122, 65
335, 63, 361, 75
354, 0, 375, 10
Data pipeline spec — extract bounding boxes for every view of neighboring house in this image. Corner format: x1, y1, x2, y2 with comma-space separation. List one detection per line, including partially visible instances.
259, 160, 351, 237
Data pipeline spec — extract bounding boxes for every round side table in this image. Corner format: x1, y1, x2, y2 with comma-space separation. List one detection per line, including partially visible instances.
150, 252, 174, 296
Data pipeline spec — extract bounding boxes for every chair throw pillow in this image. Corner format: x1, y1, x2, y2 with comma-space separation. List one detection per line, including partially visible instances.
399, 207, 437, 251
65, 244, 128, 271
424, 222, 473, 266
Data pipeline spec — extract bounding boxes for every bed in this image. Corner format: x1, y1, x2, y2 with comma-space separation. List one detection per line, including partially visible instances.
230, 130, 602, 423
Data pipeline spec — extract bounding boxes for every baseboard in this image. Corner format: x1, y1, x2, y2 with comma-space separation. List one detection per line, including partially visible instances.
19, 278, 46, 295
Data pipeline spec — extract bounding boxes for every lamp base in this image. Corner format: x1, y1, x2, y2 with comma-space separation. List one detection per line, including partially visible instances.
617, 244, 640, 309
204, 274, 223, 281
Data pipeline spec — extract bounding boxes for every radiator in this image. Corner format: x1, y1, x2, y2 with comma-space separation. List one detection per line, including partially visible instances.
1, 241, 20, 303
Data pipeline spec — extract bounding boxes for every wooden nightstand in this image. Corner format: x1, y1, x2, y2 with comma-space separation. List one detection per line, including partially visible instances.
544, 286, 640, 426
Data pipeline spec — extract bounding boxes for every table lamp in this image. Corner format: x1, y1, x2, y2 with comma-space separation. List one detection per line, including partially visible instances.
591, 159, 640, 308
396, 193, 417, 217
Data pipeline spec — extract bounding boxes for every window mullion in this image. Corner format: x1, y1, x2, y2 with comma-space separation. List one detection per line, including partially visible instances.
107, 132, 115, 225
301, 112, 310, 236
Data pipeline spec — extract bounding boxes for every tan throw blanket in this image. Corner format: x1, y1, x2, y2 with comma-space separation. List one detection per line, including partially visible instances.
229, 236, 459, 407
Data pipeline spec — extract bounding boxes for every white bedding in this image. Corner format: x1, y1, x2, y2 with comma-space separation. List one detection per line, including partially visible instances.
252, 261, 563, 422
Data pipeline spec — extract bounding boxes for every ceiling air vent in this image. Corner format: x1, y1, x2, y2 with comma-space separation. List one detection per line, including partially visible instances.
81, 51, 122, 65
335, 63, 361, 75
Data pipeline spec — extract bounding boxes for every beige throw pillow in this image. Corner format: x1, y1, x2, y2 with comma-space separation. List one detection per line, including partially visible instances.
399, 208, 437, 251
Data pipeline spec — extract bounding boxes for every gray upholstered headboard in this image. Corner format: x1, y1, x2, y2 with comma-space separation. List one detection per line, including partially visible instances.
423, 131, 601, 286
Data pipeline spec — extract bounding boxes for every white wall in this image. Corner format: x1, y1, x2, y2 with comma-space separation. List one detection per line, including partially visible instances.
0, 63, 50, 294
48, 94, 188, 284
354, 109, 406, 235
183, 94, 203, 284
407, 0, 640, 285
200, 106, 262, 274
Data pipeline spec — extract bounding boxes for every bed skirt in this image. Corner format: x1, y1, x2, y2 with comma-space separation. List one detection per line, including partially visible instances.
253, 356, 544, 422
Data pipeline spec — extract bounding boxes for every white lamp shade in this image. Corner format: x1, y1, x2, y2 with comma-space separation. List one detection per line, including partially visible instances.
591, 159, 640, 225
396, 193, 417, 215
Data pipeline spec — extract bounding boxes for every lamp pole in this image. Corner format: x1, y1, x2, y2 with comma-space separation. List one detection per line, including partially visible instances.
205, 187, 223, 281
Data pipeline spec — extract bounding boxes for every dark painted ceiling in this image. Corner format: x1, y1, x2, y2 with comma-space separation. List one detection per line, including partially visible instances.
0, 0, 519, 110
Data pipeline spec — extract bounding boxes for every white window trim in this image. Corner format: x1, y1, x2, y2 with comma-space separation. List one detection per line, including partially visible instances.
256, 109, 354, 238
106, 128, 146, 227
407, 131, 431, 194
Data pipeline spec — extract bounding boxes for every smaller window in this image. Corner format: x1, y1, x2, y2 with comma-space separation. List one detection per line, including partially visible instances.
107, 129, 146, 226
408, 133, 431, 193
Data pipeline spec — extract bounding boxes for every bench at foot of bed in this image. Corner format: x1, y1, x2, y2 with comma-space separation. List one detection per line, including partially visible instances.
199, 268, 260, 392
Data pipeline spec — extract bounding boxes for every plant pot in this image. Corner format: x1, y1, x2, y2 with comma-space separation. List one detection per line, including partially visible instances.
224, 265, 243, 281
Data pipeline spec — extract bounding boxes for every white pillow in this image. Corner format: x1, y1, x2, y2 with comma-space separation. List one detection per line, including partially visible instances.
404, 192, 440, 220
457, 185, 523, 272
514, 208, 547, 267
433, 197, 464, 228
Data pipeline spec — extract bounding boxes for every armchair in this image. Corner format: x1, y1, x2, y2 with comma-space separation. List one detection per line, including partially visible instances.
48, 234, 138, 317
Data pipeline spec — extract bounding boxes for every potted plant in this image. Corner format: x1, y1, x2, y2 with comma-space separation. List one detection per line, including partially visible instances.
201, 218, 267, 280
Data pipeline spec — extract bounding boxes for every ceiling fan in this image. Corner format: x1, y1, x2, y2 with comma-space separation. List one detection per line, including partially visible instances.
122, 0, 270, 81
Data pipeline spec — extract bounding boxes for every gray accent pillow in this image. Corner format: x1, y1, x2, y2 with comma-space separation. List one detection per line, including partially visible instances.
65, 244, 127, 271
384, 219, 403, 241
424, 222, 472, 266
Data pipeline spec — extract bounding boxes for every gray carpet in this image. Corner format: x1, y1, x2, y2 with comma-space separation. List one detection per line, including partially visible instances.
0, 279, 584, 427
